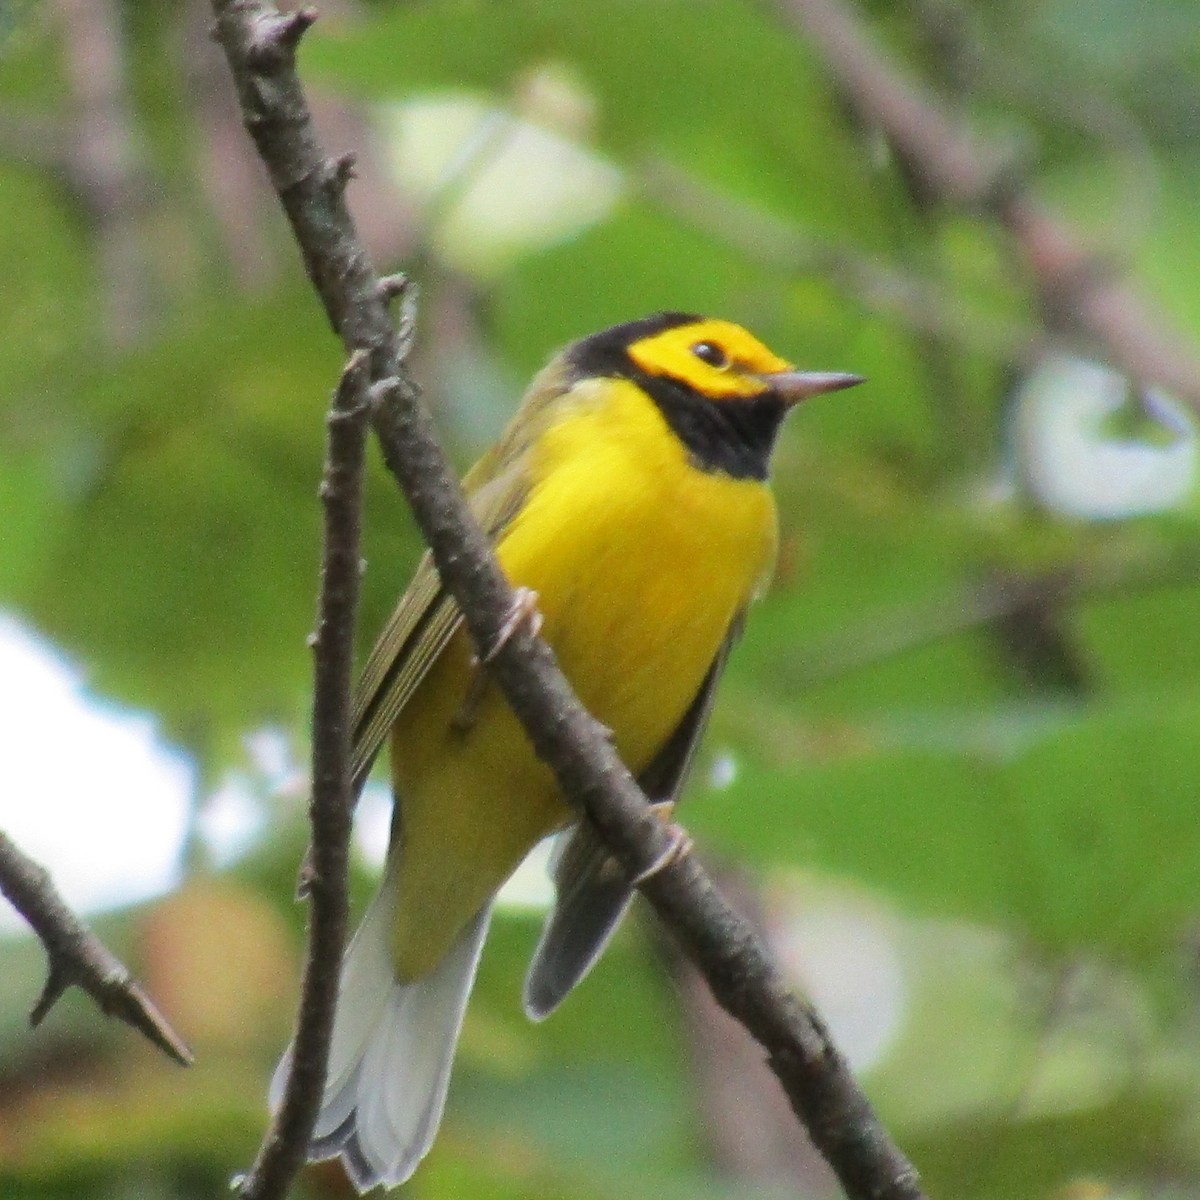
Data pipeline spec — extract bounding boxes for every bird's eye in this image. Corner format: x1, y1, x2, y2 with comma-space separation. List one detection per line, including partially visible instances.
691, 341, 729, 369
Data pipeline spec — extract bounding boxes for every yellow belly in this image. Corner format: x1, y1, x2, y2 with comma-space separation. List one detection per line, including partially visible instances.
388, 378, 778, 980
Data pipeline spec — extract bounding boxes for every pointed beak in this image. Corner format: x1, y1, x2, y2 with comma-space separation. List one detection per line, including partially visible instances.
759, 370, 866, 407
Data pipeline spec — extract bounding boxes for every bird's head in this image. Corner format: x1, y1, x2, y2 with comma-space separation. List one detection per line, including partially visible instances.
566, 312, 863, 479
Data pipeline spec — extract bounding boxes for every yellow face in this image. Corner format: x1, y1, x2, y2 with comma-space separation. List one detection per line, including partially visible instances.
625, 318, 794, 400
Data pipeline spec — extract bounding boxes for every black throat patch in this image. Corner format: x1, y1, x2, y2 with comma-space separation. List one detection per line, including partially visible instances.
634, 375, 786, 481
565, 313, 788, 481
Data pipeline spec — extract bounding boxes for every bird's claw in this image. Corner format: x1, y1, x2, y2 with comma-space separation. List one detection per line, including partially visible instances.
455, 590, 543, 731
631, 822, 693, 886
482, 587, 543, 664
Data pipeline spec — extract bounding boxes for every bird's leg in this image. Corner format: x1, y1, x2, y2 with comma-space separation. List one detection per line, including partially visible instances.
453, 588, 543, 732
590, 801, 673, 884
450, 668, 488, 734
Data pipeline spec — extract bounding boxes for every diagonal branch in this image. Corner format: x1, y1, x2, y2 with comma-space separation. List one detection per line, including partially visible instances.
779, 0, 1200, 413
209, 4, 926, 1199
0, 829, 192, 1067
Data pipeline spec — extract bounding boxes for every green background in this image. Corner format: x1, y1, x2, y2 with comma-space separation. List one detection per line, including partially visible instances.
1, 0, 1199, 1196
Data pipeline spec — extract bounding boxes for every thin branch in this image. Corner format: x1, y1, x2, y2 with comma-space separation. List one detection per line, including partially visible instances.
0, 829, 192, 1067
182, 0, 281, 293
237, 351, 370, 1200
0, 112, 73, 174
908, 0, 1160, 251
643, 159, 1047, 367
209, 4, 925, 1199
56, 0, 156, 345
779, 0, 1200, 413
785, 546, 1200, 689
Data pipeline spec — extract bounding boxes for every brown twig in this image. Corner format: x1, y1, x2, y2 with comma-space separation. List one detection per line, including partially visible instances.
779, 0, 1200, 413
785, 543, 1200, 691
56, 0, 155, 345
182, 0, 281, 293
236, 352, 371, 1200
209, 3, 925, 1199
0, 112, 73, 174
0, 829, 192, 1067
643, 159, 1047, 367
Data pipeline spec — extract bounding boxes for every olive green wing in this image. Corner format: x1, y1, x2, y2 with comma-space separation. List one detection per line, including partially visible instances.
522, 614, 745, 1020
349, 454, 529, 790
349, 356, 579, 791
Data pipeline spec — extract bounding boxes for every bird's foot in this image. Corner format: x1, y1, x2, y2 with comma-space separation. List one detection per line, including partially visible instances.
482, 586, 543, 664
455, 590, 543, 731
294, 844, 315, 899
631, 822, 693, 886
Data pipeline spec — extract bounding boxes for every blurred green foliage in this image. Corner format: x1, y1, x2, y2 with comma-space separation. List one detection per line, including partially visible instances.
1, 0, 1200, 1197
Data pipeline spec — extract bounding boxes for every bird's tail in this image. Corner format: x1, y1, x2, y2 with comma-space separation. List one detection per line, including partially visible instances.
270, 876, 493, 1192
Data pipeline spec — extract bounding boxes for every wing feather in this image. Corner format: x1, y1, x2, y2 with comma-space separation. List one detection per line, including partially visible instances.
347, 359, 577, 788
523, 614, 745, 1019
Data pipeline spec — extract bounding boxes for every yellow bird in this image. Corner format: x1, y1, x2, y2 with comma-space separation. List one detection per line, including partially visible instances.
271, 313, 862, 1190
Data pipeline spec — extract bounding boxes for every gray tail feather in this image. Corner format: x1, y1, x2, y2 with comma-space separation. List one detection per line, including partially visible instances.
523, 823, 635, 1021
271, 889, 493, 1192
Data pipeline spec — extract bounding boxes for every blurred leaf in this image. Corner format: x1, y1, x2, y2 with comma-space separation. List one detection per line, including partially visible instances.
311, 0, 898, 251
908, 1090, 1200, 1200
5, 0, 1200, 1194
140, 878, 295, 1052
0, 170, 92, 387
5, 293, 426, 755
0, 452, 64, 596
0, 2, 63, 106
1032, 0, 1200, 74
690, 700, 1200, 960
493, 204, 782, 369
1076, 579, 1200, 698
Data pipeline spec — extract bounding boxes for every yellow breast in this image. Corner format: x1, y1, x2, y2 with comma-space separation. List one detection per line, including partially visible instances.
387, 377, 777, 979
505, 376, 778, 763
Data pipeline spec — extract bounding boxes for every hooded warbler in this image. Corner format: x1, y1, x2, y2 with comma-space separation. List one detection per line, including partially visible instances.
271, 312, 862, 1190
